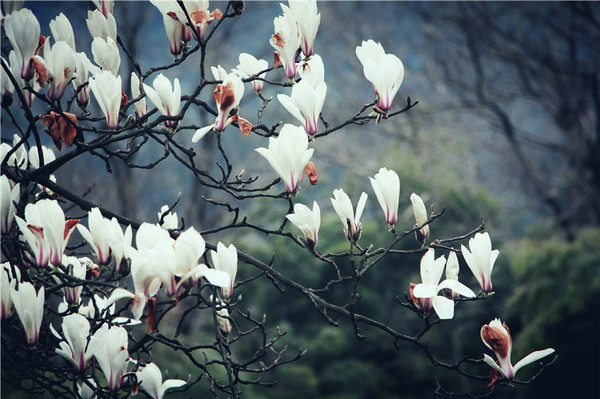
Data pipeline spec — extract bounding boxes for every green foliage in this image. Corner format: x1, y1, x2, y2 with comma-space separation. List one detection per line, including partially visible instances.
502, 228, 600, 398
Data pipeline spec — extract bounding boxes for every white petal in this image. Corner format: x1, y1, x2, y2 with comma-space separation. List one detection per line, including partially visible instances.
513, 348, 555, 376
201, 267, 231, 288
437, 279, 476, 298
483, 353, 507, 378
192, 125, 215, 142
431, 295, 455, 319
413, 283, 438, 298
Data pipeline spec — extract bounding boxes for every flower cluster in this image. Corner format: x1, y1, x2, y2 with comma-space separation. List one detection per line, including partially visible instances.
0, 1, 557, 397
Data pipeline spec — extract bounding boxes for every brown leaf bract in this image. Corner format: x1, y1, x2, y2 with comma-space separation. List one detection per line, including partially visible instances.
146, 297, 157, 333
408, 282, 419, 306
304, 161, 318, 185
120, 90, 129, 107
35, 35, 46, 56
31, 57, 48, 87
231, 114, 252, 136
273, 51, 282, 69
40, 111, 78, 151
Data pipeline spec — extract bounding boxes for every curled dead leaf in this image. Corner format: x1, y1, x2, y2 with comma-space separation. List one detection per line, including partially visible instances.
304, 161, 318, 185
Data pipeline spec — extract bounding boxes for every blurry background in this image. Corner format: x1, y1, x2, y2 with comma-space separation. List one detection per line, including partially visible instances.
2, 1, 599, 398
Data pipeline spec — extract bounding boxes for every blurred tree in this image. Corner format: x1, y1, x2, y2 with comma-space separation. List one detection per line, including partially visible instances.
412, 2, 600, 239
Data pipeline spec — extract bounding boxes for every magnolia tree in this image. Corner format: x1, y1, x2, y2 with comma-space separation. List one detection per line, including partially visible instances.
1, 1, 556, 398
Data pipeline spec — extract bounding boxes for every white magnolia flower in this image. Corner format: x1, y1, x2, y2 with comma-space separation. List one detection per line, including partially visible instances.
158, 204, 178, 230
106, 223, 176, 319
286, 201, 320, 248
461, 232, 499, 293
211, 64, 229, 81
88, 324, 131, 392
173, 227, 229, 294
254, 124, 314, 194
150, 0, 186, 56
15, 199, 79, 267
281, 0, 320, 57
134, 223, 178, 297
130, 72, 147, 118
331, 189, 368, 243
277, 77, 326, 136
210, 242, 238, 299
143, 73, 181, 129
72, 52, 91, 106
1, 175, 20, 235
57, 255, 87, 306
193, 73, 248, 141
105, 218, 132, 274
481, 319, 555, 381
1, 263, 20, 319
233, 53, 269, 93
49, 12, 76, 50
1, 139, 27, 170
51, 313, 93, 372
88, 70, 122, 129
4, 8, 40, 80
11, 281, 45, 345
86, 9, 117, 41
77, 207, 114, 265
369, 167, 400, 226
270, 14, 302, 79
297, 53, 324, 87
137, 362, 186, 399
183, 0, 223, 41
410, 192, 429, 242
92, 0, 114, 17
91, 37, 120, 76
28, 145, 55, 169
412, 249, 475, 320
356, 39, 404, 112
43, 40, 78, 101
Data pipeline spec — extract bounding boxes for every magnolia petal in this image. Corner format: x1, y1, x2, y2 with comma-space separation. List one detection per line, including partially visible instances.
192, 125, 214, 142
437, 279, 476, 298
412, 283, 438, 299
105, 287, 134, 308
143, 83, 167, 116
49, 322, 62, 340
512, 348, 555, 376
431, 295, 455, 320
355, 192, 368, 224
202, 266, 231, 288
161, 378, 187, 395
277, 93, 304, 125
483, 353, 507, 378
111, 316, 142, 326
